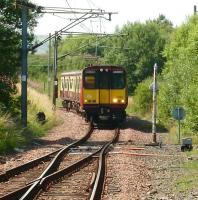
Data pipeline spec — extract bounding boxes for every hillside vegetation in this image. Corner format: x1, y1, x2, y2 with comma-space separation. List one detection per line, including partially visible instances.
0, 86, 57, 154
158, 15, 198, 135
0, 1, 57, 154
132, 15, 198, 141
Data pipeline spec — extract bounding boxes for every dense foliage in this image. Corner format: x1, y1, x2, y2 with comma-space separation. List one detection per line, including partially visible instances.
103, 15, 173, 93
132, 77, 153, 115
158, 15, 198, 134
58, 35, 106, 71
0, 0, 38, 107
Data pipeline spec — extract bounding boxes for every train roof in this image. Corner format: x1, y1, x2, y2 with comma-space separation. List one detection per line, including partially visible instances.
61, 70, 82, 76
61, 65, 125, 76
83, 65, 125, 71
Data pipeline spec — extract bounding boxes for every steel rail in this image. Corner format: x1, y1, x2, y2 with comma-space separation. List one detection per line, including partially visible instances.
18, 128, 119, 200
37, 128, 119, 200
89, 128, 120, 200
0, 149, 60, 182
19, 123, 94, 200
0, 123, 93, 200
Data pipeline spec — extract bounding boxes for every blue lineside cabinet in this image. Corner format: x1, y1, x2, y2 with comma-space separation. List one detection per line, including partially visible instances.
181, 137, 193, 151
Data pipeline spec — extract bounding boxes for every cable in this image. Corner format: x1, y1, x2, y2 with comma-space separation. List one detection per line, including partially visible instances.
86, 0, 105, 33
46, 12, 70, 21
58, 33, 116, 60
87, 0, 101, 10
29, 12, 93, 50
65, 0, 91, 33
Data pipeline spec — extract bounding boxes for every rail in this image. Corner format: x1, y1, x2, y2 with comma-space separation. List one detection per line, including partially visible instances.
0, 123, 93, 200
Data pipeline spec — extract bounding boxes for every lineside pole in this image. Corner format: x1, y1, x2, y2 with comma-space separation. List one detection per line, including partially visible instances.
194, 5, 197, 15
21, 0, 28, 127
48, 33, 51, 97
52, 32, 58, 107
152, 63, 158, 143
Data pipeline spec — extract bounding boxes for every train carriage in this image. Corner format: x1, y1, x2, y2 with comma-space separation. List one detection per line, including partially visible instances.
60, 65, 128, 122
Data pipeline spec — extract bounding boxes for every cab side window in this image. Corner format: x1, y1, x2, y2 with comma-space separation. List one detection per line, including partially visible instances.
84, 73, 96, 89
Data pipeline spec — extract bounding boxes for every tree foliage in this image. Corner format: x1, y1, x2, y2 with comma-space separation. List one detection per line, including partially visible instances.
132, 77, 153, 115
57, 34, 106, 71
158, 15, 198, 133
0, 0, 38, 106
103, 15, 173, 93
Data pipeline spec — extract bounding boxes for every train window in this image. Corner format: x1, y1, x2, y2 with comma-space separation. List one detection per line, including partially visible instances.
70, 79, 73, 90
62, 80, 64, 90
111, 71, 125, 89
99, 71, 109, 89
64, 78, 66, 89
77, 77, 80, 92
84, 75, 96, 89
66, 79, 69, 90
78, 77, 81, 91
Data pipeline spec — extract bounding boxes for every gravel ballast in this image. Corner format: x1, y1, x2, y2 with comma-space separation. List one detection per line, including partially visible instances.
0, 112, 197, 200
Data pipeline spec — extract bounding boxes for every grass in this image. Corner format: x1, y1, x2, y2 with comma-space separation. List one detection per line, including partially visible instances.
126, 96, 134, 114
0, 86, 58, 155
127, 96, 198, 144
25, 87, 58, 138
174, 149, 198, 193
164, 126, 198, 145
0, 111, 26, 152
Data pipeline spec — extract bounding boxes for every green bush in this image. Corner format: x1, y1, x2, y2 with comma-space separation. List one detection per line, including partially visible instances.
0, 112, 24, 153
158, 15, 198, 135
0, 87, 58, 154
132, 77, 152, 116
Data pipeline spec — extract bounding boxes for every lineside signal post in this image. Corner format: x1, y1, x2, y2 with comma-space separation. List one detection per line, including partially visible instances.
21, 0, 28, 127
172, 107, 185, 144
151, 63, 158, 143
53, 32, 58, 107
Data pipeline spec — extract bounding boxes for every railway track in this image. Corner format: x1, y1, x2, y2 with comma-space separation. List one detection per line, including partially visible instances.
33, 127, 119, 200
19, 127, 120, 200
0, 123, 94, 200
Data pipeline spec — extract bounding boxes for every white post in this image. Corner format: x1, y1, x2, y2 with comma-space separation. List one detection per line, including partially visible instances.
152, 63, 158, 143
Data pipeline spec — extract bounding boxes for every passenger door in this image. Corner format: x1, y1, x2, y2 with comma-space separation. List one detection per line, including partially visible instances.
99, 69, 110, 105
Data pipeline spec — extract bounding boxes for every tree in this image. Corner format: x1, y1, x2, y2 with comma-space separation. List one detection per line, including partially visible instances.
0, 0, 39, 107
103, 15, 173, 93
158, 15, 198, 134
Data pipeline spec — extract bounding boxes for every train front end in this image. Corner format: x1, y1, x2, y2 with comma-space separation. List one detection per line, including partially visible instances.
81, 65, 127, 122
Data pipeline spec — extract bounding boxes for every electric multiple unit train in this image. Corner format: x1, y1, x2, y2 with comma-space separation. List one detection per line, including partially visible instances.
60, 65, 128, 122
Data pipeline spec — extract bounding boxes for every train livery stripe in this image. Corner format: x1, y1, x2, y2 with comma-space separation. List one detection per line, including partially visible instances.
83, 89, 127, 105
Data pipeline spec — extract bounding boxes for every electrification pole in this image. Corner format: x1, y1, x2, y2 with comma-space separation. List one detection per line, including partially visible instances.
48, 33, 52, 97
194, 5, 197, 14
152, 63, 158, 143
52, 32, 58, 107
21, 0, 28, 127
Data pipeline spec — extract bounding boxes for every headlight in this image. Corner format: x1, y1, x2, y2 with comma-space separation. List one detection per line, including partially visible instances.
113, 98, 118, 103
121, 99, 125, 103
84, 99, 88, 103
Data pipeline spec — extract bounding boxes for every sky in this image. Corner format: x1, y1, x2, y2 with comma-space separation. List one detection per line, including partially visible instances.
31, 0, 197, 35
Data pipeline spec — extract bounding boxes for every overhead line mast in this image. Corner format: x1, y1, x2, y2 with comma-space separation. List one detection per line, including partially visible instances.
19, 0, 117, 125
21, 0, 28, 127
